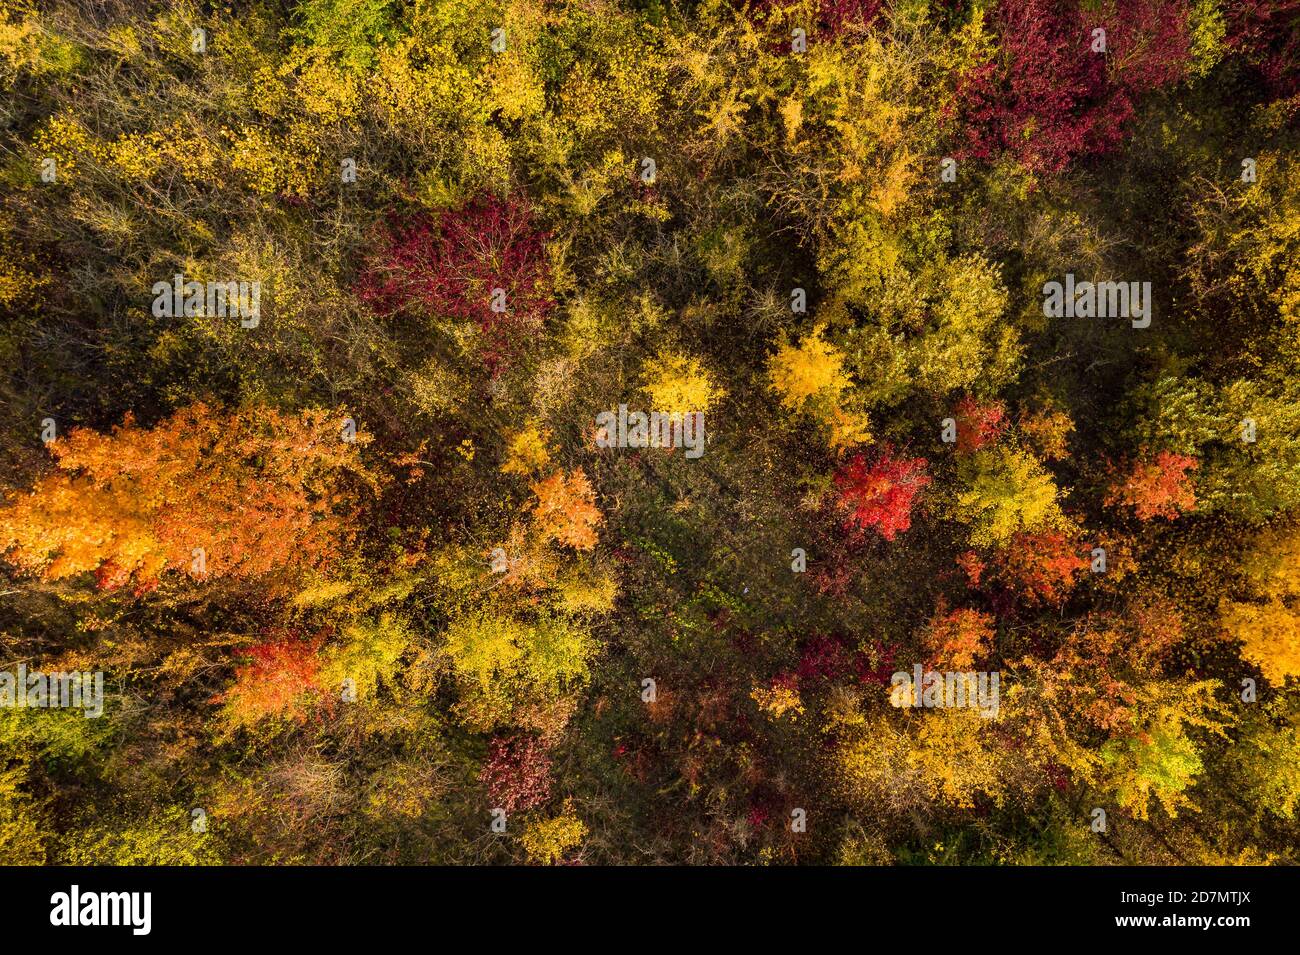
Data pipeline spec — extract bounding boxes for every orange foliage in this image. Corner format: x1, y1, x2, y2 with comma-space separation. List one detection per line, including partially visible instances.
530, 468, 602, 550
1106, 450, 1198, 520
994, 529, 1090, 604
216, 633, 324, 726
0, 402, 372, 590
1221, 598, 1300, 686
922, 607, 995, 669
1024, 605, 1185, 735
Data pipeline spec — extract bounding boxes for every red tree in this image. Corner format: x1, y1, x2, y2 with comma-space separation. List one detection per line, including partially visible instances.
798, 634, 853, 683
216, 634, 324, 726
994, 529, 1090, 603
835, 446, 932, 540
479, 735, 554, 813
1093, 0, 1194, 95
1226, 0, 1300, 99
953, 396, 1007, 453
1106, 450, 1198, 520
953, 0, 1192, 172
357, 195, 553, 374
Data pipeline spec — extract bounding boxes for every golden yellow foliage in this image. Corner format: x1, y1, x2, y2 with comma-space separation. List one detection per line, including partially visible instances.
1220, 598, 1300, 685
955, 447, 1066, 547
751, 680, 804, 720
501, 424, 552, 477
1240, 525, 1300, 600
521, 804, 587, 864
1018, 406, 1075, 462
825, 406, 873, 451
768, 325, 851, 412
768, 326, 870, 449
839, 708, 1014, 811
641, 351, 725, 416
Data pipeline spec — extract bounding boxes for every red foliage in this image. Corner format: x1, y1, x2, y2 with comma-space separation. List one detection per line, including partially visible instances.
217, 634, 324, 724
820, 0, 884, 33
953, 0, 1192, 172
808, 543, 856, 597
773, 670, 800, 691
797, 634, 900, 688
855, 637, 899, 686
798, 635, 853, 683
810, 562, 854, 597
953, 396, 1007, 453
357, 195, 552, 374
954, 0, 1118, 172
1093, 0, 1194, 94
994, 529, 1090, 603
479, 734, 554, 813
1226, 0, 1300, 99
835, 446, 932, 540
94, 559, 132, 592
1106, 450, 1198, 520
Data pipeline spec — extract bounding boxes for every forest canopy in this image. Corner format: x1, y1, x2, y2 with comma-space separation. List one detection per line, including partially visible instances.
0, 0, 1298, 865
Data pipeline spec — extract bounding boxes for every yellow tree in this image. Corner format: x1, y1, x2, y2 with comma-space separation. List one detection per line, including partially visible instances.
1220, 523, 1300, 685
641, 351, 725, 416
768, 325, 871, 449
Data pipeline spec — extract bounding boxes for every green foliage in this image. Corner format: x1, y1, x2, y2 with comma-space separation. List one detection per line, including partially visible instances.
292, 0, 403, 71
954, 447, 1065, 546
319, 613, 412, 702
0, 763, 48, 863
60, 807, 219, 865
1098, 681, 1227, 820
